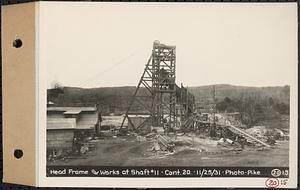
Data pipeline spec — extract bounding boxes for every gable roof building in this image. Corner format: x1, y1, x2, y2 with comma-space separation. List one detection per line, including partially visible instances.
47, 106, 100, 131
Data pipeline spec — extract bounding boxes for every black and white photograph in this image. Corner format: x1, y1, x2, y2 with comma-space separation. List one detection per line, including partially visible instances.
42, 2, 296, 180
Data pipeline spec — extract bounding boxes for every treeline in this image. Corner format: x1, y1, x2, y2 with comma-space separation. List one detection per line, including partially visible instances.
48, 84, 290, 119
189, 84, 290, 105
47, 86, 147, 114
216, 96, 289, 126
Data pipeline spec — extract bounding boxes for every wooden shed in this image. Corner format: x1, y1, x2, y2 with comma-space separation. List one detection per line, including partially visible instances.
46, 106, 101, 157
47, 118, 76, 159
47, 118, 76, 150
47, 106, 101, 136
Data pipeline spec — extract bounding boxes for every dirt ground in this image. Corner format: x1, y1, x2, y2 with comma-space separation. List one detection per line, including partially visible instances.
48, 135, 289, 167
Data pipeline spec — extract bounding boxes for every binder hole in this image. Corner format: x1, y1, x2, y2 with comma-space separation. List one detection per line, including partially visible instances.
13, 39, 22, 48
14, 149, 23, 159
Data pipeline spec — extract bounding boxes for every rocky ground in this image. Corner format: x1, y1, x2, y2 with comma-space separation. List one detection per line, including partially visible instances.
48, 135, 289, 167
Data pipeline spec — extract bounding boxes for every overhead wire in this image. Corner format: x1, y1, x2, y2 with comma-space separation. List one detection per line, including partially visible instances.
78, 48, 143, 87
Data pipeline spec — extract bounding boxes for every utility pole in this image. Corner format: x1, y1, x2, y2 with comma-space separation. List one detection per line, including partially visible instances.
210, 85, 217, 137
212, 85, 216, 125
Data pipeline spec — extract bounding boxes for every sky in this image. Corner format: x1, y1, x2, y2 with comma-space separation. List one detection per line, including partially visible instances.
39, 2, 297, 89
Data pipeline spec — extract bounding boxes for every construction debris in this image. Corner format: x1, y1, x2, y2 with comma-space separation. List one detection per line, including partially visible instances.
226, 138, 234, 144
157, 134, 175, 152
136, 135, 146, 142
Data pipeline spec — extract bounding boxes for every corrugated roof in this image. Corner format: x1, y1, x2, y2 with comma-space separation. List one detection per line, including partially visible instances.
47, 107, 99, 130
47, 107, 97, 113
47, 118, 76, 130
128, 114, 150, 118
64, 110, 82, 115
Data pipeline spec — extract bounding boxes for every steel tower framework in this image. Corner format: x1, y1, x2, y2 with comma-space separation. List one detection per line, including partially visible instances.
121, 41, 177, 131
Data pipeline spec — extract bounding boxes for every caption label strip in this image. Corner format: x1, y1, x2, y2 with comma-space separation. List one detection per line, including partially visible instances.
47, 166, 289, 178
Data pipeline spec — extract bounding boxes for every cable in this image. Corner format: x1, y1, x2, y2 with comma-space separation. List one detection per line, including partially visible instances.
78, 49, 142, 87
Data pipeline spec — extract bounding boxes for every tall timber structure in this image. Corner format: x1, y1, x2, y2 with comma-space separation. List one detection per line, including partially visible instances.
122, 41, 194, 132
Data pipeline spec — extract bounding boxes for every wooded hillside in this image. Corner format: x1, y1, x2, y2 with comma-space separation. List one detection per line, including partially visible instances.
48, 84, 290, 118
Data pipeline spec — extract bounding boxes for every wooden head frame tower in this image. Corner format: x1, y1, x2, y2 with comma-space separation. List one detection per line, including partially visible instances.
121, 41, 177, 131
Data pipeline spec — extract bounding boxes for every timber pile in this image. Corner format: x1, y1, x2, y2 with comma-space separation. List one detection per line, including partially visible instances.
219, 123, 271, 148
182, 116, 195, 131
156, 134, 175, 152
217, 114, 271, 148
